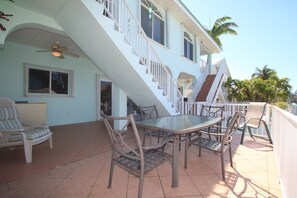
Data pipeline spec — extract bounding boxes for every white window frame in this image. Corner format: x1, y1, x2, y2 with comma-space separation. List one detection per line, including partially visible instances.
184, 31, 194, 61
24, 63, 74, 97
140, 0, 165, 45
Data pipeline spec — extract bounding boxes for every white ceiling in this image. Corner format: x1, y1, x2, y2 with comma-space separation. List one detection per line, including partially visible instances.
5, 0, 86, 58
6, 28, 87, 58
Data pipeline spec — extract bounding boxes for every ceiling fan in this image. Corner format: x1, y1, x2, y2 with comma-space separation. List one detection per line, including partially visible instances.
36, 41, 79, 59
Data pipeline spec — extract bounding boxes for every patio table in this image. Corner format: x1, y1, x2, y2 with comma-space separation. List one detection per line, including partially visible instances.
136, 114, 222, 188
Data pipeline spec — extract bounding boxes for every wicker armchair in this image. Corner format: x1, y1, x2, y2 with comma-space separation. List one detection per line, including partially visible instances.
101, 112, 170, 198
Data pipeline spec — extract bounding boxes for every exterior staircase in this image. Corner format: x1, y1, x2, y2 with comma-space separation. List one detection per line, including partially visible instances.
54, 0, 182, 116
196, 75, 216, 102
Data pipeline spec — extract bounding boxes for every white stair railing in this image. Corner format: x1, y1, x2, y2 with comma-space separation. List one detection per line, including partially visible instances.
97, 0, 183, 112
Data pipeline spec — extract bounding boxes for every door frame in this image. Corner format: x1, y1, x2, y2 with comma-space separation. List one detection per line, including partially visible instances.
96, 74, 113, 120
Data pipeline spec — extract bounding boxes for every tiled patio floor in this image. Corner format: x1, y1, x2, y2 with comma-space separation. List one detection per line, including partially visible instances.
0, 121, 282, 197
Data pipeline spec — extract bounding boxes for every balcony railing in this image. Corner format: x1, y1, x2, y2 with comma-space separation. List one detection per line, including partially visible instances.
97, 0, 183, 112
182, 101, 297, 197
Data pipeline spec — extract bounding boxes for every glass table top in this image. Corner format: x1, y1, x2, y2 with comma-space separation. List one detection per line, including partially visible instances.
136, 114, 222, 134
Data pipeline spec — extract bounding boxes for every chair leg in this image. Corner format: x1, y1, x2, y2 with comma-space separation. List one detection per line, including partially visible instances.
247, 127, 253, 138
108, 153, 115, 188
178, 135, 181, 151
184, 134, 189, 169
24, 140, 33, 163
198, 133, 202, 157
263, 121, 273, 144
221, 151, 225, 181
49, 137, 53, 149
240, 125, 246, 144
229, 146, 233, 168
138, 162, 145, 198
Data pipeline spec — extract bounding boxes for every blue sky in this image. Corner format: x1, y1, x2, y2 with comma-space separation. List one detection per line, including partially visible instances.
181, 0, 297, 92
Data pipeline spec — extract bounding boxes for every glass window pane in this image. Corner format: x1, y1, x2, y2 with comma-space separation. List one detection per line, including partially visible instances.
51, 71, 68, 94
28, 68, 50, 93
184, 39, 187, 57
101, 81, 112, 116
141, 6, 152, 39
153, 16, 164, 44
190, 43, 193, 60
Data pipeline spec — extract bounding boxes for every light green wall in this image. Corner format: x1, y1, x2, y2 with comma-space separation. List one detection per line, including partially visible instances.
0, 41, 104, 126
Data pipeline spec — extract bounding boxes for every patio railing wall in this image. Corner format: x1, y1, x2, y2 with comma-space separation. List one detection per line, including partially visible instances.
271, 105, 297, 198
182, 102, 269, 133
182, 101, 297, 197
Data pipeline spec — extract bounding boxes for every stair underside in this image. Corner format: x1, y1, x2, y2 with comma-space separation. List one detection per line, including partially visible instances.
196, 75, 216, 102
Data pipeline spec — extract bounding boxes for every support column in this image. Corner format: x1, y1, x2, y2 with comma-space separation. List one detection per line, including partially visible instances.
112, 85, 127, 130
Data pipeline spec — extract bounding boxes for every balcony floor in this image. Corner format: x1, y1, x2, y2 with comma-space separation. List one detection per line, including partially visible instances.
0, 121, 282, 197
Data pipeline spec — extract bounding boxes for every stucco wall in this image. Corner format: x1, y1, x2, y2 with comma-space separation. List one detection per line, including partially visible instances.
0, 41, 103, 126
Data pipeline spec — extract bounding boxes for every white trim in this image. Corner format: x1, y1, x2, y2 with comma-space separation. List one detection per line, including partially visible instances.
24, 63, 74, 97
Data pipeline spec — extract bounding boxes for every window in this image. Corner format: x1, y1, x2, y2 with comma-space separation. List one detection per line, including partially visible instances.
24, 64, 73, 96
184, 32, 193, 61
141, 0, 164, 45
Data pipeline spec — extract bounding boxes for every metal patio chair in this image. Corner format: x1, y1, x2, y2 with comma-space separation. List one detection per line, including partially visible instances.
101, 112, 170, 198
239, 102, 273, 144
191, 112, 240, 180
200, 104, 225, 138
0, 97, 53, 163
139, 105, 168, 143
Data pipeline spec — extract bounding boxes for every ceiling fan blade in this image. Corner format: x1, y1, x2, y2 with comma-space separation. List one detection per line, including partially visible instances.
36, 49, 50, 52
63, 50, 79, 58
59, 54, 64, 59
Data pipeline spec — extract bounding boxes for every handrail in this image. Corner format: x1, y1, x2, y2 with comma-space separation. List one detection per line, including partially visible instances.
97, 0, 183, 112
206, 59, 227, 103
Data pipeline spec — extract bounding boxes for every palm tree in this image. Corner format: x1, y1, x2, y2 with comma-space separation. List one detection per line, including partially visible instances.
207, 16, 238, 48
251, 65, 276, 80
206, 16, 238, 67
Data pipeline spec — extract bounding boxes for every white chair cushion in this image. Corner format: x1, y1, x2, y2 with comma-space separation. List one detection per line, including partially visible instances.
7, 129, 52, 142
25, 129, 52, 140
0, 119, 23, 130
0, 106, 19, 120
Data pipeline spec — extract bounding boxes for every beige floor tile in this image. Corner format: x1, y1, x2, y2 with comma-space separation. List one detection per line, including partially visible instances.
157, 161, 187, 177
9, 178, 63, 198
50, 178, 96, 198
127, 176, 164, 198
190, 174, 231, 196
160, 176, 201, 197
89, 177, 128, 198
99, 160, 129, 178
185, 160, 215, 175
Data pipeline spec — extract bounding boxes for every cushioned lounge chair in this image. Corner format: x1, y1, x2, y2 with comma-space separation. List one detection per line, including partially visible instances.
0, 97, 53, 163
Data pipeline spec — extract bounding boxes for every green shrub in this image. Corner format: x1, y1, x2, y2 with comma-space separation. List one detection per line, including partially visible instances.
273, 102, 288, 109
